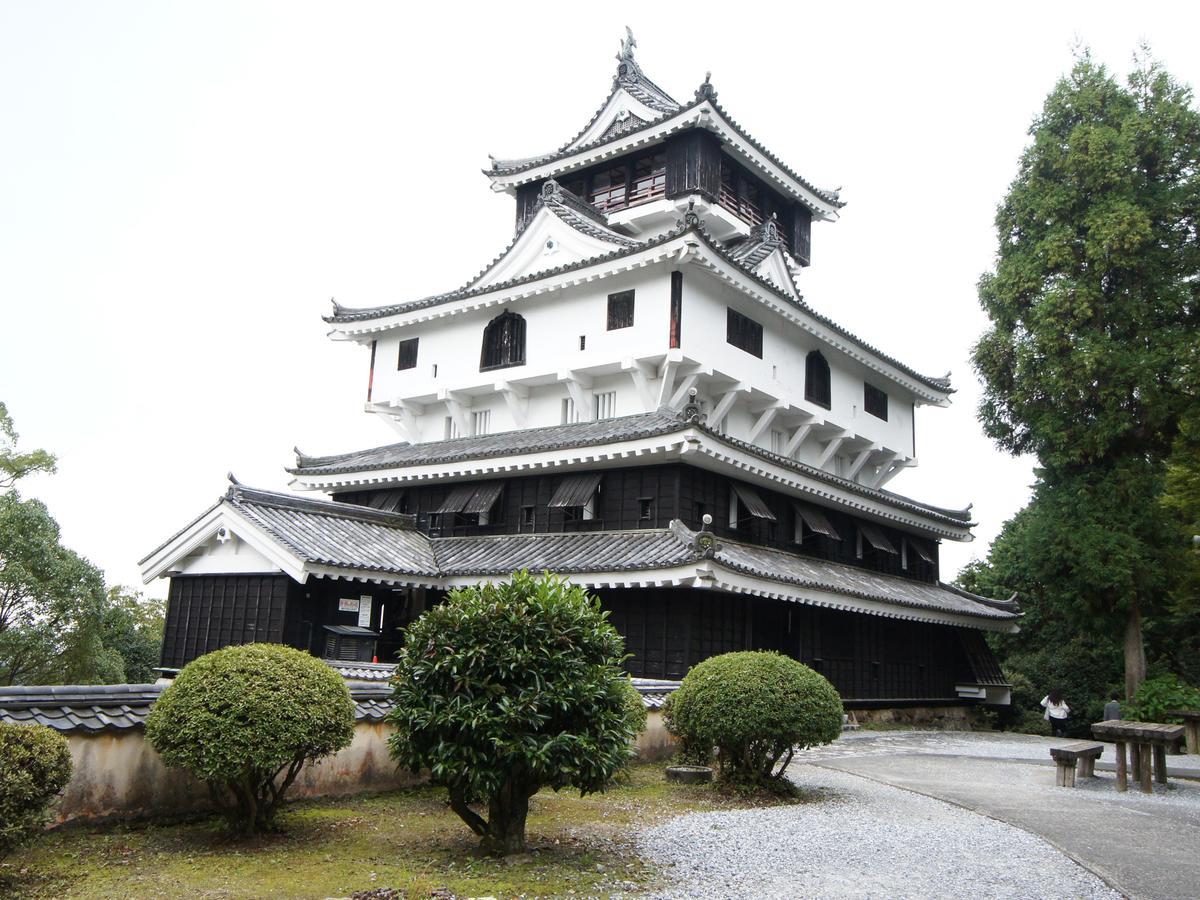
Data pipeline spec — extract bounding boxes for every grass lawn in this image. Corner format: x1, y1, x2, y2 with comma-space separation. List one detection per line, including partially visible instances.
2, 762, 795, 899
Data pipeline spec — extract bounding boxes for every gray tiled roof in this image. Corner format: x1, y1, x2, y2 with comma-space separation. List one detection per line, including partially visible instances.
203, 486, 1008, 621
327, 221, 679, 324
488, 47, 679, 174
0, 681, 396, 734
225, 486, 439, 578
291, 410, 972, 527
709, 536, 1018, 620
292, 410, 683, 474
327, 661, 397, 681
432, 528, 697, 576
632, 677, 680, 710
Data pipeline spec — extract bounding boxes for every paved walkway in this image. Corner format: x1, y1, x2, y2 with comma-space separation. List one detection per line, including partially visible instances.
791, 731, 1200, 900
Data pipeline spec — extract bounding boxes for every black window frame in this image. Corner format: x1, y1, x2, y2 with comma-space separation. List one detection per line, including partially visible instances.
864, 382, 889, 420
607, 290, 635, 330
805, 351, 831, 409
397, 337, 419, 370
479, 310, 527, 372
726, 308, 763, 358
638, 497, 654, 522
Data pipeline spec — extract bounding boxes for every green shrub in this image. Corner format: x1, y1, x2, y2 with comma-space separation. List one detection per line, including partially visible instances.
145, 643, 355, 834
1126, 674, 1200, 723
622, 678, 649, 737
0, 723, 72, 857
388, 571, 638, 855
664, 651, 842, 790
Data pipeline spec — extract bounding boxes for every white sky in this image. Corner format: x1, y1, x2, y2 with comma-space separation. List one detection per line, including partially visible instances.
3, 1, 1197, 596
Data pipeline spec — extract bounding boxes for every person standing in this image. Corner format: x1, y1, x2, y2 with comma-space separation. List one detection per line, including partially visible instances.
1041, 689, 1070, 737
1103, 692, 1122, 722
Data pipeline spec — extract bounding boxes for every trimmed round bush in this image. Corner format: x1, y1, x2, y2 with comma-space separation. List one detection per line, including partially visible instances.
0, 723, 72, 857
145, 643, 355, 834
388, 571, 639, 855
664, 651, 842, 789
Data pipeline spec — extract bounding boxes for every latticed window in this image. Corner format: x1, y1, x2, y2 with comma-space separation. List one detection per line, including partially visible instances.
726, 308, 763, 358
480, 310, 526, 371
864, 382, 888, 420
594, 391, 617, 420
396, 337, 418, 370
805, 351, 831, 409
607, 290, 634, 330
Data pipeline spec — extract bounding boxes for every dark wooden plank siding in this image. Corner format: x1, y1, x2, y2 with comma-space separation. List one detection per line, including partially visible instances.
337, 462, 940, 583
161, 574, 293, 669
792, 205, 812, 266
598, 587, 968, 702
665, 131, 722, 201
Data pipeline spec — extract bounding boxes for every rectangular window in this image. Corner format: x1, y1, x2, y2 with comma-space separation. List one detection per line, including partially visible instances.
471, 409, 490, 436
594, 391, 617, 420
397, 338, 419, 370
579, 335, 586, 350
607, 290, 635, 330
561, 397, 578, 424
521, 505, 535, 529
669, 271, 682, 349
444, 416, 460, 440
864, 383, 889, 420
638, 498, 653, 522
770, 429, 785, 456
726, 308, 763, 358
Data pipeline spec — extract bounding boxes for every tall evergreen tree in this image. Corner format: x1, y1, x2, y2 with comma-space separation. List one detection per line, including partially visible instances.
972, 52, 1200, 696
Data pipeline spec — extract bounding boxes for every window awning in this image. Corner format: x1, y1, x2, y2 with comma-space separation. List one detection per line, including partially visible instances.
907, 538, 934, 563
732, 483, 776, 521
794, 503, 840, 540
548, 472, 603, 508
436, 485, 480, 514
462, 482, 503, 515
859, 522, 898, 554
366, 489, 404, 512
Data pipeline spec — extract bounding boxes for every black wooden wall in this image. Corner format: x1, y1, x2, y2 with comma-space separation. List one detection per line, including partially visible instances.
336, 462, 939, 584
601, 587, 970, 702
509, 128, 813, 263
160, 575, 295, 668
677, 466, 939, 582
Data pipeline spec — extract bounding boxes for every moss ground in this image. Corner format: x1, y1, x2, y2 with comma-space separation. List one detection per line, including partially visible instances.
1, 763, 797, 899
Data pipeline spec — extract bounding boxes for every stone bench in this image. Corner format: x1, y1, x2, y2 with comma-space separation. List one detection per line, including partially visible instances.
1050, 741, 1104, 787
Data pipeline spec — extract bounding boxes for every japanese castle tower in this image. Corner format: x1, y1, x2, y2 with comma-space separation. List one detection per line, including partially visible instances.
143, 33, 1016, 710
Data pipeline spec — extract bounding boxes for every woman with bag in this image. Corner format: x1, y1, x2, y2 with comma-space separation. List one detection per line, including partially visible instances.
1041, 688, 1070, 737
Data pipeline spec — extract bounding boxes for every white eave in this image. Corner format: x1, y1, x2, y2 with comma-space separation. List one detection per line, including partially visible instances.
326, 230, 952, 407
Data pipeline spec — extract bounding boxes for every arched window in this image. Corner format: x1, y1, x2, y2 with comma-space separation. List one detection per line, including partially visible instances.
805, 351, 831, 409
479, 310, 526, 371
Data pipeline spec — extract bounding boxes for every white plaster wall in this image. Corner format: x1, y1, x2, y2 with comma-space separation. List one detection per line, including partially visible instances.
365, 259, 925, 475
175, 534, 281, 576
53, 721, 421, 825
683, 269, 918, 459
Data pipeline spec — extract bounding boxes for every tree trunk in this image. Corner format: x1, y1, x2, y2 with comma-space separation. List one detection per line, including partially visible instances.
1124, 599, 1147, 701
481, 777, 537, 856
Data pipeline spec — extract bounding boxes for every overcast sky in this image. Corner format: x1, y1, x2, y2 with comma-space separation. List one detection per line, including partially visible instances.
3, 1, 1198, 595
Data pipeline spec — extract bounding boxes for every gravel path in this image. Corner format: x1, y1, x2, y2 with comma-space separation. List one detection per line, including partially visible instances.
638, 765, 1121, 899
